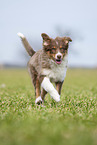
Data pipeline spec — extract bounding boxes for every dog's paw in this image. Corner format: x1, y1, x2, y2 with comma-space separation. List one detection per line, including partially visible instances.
35, 96, 42, 105
53, 95, 60, 102
56, 97, 60, 102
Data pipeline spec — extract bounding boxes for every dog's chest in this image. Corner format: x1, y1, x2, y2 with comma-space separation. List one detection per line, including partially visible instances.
42, 56, 68, 82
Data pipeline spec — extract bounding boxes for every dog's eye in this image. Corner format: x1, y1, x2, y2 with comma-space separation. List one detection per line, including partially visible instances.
50, 48, 56, 54
60, 47, 65, 53
46, 49, 50, 51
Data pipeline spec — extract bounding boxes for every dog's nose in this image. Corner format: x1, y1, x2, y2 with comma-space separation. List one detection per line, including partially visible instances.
57, 55, 62, 59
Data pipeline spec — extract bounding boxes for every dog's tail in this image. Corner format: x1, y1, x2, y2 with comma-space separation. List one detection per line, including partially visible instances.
17, 32, 35, 57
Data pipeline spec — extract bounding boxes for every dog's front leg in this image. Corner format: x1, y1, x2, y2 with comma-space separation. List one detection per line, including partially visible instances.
41, 77, 60, 102
55, 81, 64, 95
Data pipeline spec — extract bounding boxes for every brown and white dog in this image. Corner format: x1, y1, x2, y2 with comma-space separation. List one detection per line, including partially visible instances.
17, 32, 72, 104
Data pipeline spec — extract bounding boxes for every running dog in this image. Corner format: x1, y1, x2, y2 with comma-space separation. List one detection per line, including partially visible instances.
17, 32, 72, 104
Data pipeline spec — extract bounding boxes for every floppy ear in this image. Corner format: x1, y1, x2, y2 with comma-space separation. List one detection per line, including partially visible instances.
64, 37, 72, 44
41, 33, 51, 46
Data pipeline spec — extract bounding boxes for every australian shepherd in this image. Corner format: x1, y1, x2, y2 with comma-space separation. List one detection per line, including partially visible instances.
17, 32, 72, 105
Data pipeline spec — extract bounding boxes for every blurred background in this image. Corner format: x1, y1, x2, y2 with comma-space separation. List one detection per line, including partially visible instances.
0, 0, 97, 68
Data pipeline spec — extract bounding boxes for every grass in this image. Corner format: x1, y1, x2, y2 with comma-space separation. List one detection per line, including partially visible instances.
0, 68, 97, 145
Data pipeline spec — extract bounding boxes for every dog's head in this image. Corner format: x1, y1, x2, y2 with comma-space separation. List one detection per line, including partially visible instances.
41, 33, 72, 64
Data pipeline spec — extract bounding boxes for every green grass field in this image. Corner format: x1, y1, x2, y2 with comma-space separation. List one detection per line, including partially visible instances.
0, 69, 97, 145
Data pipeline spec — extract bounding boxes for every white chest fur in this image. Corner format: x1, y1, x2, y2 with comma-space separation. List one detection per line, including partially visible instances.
42, 55, 68, 82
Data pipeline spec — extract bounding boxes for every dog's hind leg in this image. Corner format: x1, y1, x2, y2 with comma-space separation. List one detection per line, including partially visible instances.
28, 66, 42, 104
35, 78, 42, 104
41, 88, 47, 104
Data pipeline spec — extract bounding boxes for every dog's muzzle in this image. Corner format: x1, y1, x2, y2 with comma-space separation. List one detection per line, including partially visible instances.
55, 52, 62, 64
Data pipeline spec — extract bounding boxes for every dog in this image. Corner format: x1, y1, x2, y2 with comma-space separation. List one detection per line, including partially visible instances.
17, 32, 72, 104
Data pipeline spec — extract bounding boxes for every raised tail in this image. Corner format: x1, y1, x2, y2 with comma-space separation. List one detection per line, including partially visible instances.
17, 32, 35, 57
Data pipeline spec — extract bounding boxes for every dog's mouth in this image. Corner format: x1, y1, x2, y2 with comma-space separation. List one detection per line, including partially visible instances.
55, 59, 62, 64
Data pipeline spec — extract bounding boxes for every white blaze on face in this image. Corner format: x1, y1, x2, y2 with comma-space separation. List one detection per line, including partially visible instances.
56, 41, 58, 45
55, 51, 62, 60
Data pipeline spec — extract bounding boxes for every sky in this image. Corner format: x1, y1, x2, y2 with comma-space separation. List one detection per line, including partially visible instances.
0, 0, 97, 67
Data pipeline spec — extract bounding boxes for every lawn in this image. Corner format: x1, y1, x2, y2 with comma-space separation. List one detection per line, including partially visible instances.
0, 69, 97, 145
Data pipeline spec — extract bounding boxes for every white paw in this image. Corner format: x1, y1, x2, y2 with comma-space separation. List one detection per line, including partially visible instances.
52, 95, 60, 102
35, 96, 42, 104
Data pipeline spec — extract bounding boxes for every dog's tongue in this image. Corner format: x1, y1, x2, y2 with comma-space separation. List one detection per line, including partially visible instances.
56, 59, 62, 64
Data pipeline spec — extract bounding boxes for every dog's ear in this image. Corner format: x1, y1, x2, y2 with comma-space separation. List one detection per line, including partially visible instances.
64, 37, 72, 44
41, 33, 51, 46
